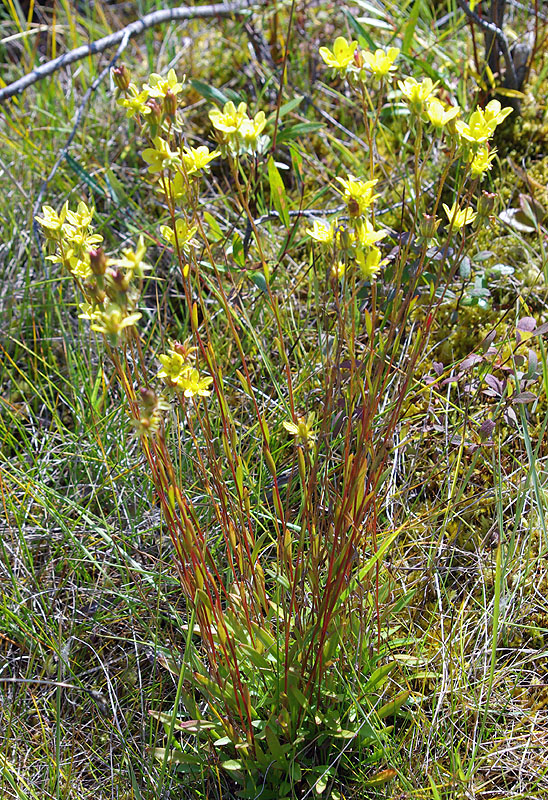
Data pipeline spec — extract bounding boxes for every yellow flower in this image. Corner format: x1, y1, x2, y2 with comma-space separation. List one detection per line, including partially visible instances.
78, 301, 98, 321
142, 137, 181, 173
117, 84, 151, 118
181, 145, 220, 175
398, 76, 438, 112
158, 349, 190, 385
62, 227, 103, 250
90, 303, 142, 338
144, 68, 184, 98
354, 218, 387, 247
209, 101, 267, 155
65, 200, 94, 229
319, 37, 358, 73
114, 236, 151, 279
443, 201, 477, 229
35, 203, 68, 240
209, 101, 248, 134
283, 412, 316, 445
238, 111, 267, 149
361, 47, 399, 78
469, 145, 497, 180
356, 246, 383, 280
177, 367, 214, 398
160, 218, 198, 252
158, 344, 207, 396
456, 100, 512, 145
336, 177, 379, 217
306, 219, 336, 244
484, 99, 513, 127
425, 97, 460, 129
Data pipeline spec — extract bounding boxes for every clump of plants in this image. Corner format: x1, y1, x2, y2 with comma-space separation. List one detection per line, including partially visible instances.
36, 37, 514, 798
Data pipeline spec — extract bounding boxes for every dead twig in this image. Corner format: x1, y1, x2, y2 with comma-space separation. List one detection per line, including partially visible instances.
456, 0, 519, 90
0, 0, 262, 104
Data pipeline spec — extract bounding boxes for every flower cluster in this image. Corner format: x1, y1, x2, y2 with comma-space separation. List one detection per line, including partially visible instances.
36, 201, 103, 279
158, 343, 213, 398
306, 175, 388, 281
398, 76, 460, 134
319, 37, 399, 80
115, 66, 184, 126
114, 65, 220, 204
209, 100, 268, 156
36, 201, 150, 344
399, 74, 511, 179
456, 99, 512, 182
313, 33, 513, 281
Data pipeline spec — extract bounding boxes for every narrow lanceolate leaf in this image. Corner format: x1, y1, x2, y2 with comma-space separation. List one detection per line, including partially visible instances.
190, 79, 232, 106
401, 0, 421, 54
267, 155, 290, 228
377, 690, 410, 719
363, 768, 398, 787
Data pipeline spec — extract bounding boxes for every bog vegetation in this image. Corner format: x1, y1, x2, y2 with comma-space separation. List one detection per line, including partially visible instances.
1, 1, 548, 799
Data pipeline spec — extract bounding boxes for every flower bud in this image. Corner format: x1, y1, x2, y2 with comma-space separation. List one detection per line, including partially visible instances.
109, 268, 130, 292
145, 99, 163, 125
139, 386, 157, 410
420, 214, 440, 240
112, 64, 131, 92
163, 89, 178, 119
89, 247, 107, 275
477, 191, 496, 219
83, 281, 106, 304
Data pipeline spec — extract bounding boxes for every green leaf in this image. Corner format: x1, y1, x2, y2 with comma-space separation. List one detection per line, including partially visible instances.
203, 211, 224, 243
222, 759, 244, 772
265, 724, 288, 762
333, 728, 357, 739
344, 9, 376, 49
401, 0, 421, 55
363, 662, 396, 692
213, 736, 232, 747
377, 690, 410, 719
267, 156, 290, 227
287, 683, 309, 710
152, 748, 202, 767
289, 144, 304, 187
103, 168, 127, 204
239, 642, 272, 671
251, 271, 269, 295
277, 122, 324, 144
266, 95, 304, 125
232, 232, 245, 267
459, 257, 471, 279
190, 79, 232, 106
65, 153, 106, 197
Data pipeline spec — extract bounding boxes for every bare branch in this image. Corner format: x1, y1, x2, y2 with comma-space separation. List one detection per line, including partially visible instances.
456, 0, 518, 90
0, 0, 262, 103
